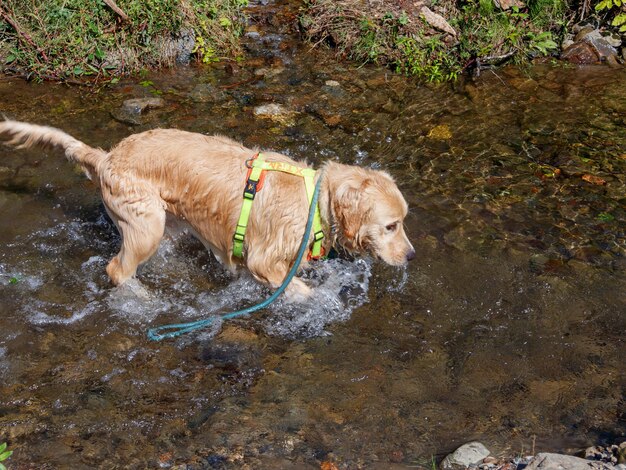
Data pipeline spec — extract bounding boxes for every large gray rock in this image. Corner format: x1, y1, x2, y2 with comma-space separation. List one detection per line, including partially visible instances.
441, 442, 490, 468
525, 453, 614, 470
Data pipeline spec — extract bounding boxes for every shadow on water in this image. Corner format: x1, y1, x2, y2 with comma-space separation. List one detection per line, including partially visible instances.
0, 1, 625, 467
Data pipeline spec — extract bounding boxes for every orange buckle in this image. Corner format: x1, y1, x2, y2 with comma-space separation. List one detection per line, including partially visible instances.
307, 246, 326, 262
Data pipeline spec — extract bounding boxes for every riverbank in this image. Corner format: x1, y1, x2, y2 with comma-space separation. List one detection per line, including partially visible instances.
0, 0, 247, 80
0, 0, 624, 82
301, 0, 625, 81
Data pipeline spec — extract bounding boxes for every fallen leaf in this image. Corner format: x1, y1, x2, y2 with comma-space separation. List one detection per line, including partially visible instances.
582, 174, 606, 185
159, 452, 173, 464
420, 6, 457, 36
321, 461, 339, 470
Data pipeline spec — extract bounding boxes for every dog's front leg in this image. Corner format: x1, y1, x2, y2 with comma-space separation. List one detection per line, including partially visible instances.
284, 277, 313, 301
247, 257, 312, 301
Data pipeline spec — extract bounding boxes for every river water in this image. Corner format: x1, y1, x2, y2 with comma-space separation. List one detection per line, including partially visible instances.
0, 1, 624, 467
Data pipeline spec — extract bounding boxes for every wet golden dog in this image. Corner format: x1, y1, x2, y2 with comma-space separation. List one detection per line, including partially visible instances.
0, 120, 414, 297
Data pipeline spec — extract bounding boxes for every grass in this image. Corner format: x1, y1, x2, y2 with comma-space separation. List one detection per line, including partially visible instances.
0, 0, 248, 80
301, 0, 572, 81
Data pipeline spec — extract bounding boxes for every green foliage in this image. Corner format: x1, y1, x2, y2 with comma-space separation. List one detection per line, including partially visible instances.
597, 212, 615, 222
595, 0, 626, 31
457, 0, 564, 63
595, 0, 622, 11
0, 0, 247, 79
0, 442, 12, 470
303, 0, 567, 82
613, 13, 626, 31
395, 35, 461, 81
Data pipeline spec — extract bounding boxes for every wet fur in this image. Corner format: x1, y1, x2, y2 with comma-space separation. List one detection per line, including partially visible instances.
0, 120, 414, 298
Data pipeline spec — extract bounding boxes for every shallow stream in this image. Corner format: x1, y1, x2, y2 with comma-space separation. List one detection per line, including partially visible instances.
0, 1, 625, 467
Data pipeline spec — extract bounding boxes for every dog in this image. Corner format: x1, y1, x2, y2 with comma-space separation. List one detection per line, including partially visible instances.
0, 120, 415, 298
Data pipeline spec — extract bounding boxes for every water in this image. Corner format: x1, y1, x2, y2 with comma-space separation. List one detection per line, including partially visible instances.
0, 1, 624, 466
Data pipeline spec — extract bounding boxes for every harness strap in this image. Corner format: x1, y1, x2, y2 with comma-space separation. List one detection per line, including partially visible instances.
232, 154, 325, 259
232, 153, 265, 258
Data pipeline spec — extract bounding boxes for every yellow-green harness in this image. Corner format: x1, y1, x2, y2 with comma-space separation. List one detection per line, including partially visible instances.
232, 153, 325, 259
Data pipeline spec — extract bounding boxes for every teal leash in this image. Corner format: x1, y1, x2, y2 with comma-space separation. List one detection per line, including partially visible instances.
147, 169, 325, 341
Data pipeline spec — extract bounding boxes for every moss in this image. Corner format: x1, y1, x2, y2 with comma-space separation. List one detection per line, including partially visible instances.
0, 0, 248, 80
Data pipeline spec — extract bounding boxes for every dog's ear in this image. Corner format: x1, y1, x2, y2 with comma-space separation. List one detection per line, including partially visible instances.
332, 178, 372, 250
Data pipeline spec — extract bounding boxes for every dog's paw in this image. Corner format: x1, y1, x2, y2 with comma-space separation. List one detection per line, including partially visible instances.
284, 278, 313, 303
119, 278, 152, 301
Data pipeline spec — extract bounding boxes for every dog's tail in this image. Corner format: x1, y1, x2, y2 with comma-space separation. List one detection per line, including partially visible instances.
0, 119, 106, 180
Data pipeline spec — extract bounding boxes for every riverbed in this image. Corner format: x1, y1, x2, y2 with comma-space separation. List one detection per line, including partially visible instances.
0, 2, 624, 467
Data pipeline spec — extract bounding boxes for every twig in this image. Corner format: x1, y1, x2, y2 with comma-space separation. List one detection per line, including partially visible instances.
0, 6, 49, 62
580, 0, 590, 21
103, 0, 130, 22
218, 76, 258, 89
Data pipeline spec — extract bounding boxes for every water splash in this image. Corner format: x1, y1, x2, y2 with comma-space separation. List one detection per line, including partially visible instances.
264, 258, 372, 338
5, 218, 376, 340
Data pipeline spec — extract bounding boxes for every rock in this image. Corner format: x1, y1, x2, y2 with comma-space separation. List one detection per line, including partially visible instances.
562, 28, 620, 65
121, 97, 164, 114
561, 42, 600, 64
325, 80, 340, 87
526, 453, 613, 470
427, 124, 452, 140
188, 83, 227, 102
111, 97, 165, 125
441, 442, 491, 469
574, 24, 596, 42
584, 30, 619, 60
254, 67, 285, 78
619, 442, 626, 463
494, 0, 525, 10
157, 28, 195, 65
253, 103, 296, 126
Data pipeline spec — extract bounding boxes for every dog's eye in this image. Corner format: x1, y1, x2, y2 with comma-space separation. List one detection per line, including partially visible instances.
385, 223, 398, 232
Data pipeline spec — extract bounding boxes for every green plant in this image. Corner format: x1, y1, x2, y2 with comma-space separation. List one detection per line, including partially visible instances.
302, 0, 567, 82
0, 0, 248, 80
527, 31, 558, 54
596, 0, 626, 30
0, 442, 12, 470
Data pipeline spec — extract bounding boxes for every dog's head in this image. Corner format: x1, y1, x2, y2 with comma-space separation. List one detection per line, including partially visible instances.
326, 163, 415, 266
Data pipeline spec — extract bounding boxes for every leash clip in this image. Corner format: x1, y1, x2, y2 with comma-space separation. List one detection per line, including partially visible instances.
245, 152, 260, 169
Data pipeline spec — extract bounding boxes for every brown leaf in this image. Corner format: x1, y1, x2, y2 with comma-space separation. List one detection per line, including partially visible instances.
420, 6, 457, 37
159, 452, 173, 464
582, 174, 606, 185
321, 461, 339, 470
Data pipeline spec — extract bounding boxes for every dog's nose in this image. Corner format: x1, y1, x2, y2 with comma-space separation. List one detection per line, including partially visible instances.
406, 249, 416, 261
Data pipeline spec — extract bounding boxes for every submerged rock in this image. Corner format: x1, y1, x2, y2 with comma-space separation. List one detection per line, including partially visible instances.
253, 103, 297, 126
188, 83, 227, 102
441, 442, 491, 468
111, 97, 165, 125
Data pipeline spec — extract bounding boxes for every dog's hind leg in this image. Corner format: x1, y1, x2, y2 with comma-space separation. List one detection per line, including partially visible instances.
104, 197, 166, 286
